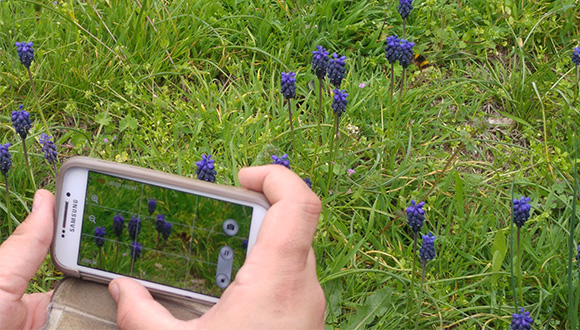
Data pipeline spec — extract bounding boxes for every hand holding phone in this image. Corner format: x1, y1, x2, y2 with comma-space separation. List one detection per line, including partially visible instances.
111, 165, 326, 330
52, 157, 270, 304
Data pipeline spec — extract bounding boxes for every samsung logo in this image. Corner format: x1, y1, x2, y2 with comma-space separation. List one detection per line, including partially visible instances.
70, 199, 78, 232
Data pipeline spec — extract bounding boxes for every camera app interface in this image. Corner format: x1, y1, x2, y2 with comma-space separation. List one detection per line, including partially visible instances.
78, 171, 253, 297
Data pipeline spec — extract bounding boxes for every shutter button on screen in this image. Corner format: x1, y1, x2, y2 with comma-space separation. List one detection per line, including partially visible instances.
223, 219, 239, 236
216, 246, 234, 289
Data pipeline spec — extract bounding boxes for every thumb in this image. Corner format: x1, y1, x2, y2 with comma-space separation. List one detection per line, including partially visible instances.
109, 278, 181, 330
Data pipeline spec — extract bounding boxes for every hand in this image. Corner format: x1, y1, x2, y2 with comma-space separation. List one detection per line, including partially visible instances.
0, 190, 55, 330
110, 165, 326, 329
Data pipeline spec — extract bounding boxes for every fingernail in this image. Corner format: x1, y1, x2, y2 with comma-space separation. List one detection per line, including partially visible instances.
109, 282, 120, 301
31, 191, 45, 213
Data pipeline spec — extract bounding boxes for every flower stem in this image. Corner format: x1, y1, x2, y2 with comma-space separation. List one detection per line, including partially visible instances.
21, 138, 37, 191
402, 18, 407, 39
415, 260, 427, 330
517, 226, 523, 307
399, 67, 407, 98
4, 175, 11, 234
317, 78, 323, 144
27, 67, 51, 135
407, 233, 417, 329
325, 114, 339, 197
389, 62, 395, 131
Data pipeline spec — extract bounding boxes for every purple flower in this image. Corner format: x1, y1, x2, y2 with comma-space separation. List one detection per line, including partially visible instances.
573, 47, 580, 66
303, 177, 313, 189
358, 82, 366, 88
512, 197, 531, 228
327, 53, 346, 88
511, 308, 532, 330
281, 72, 297, 99
398, 0, 413, 19
196, 154, 217, 183
311, 46, 329, 80
94, 226, 106, 248
130, 241, 143, 261
331, 89, 348, 117
148, 198, 157, 216
271, 154, 290, 169
162, 222, 172, 240
406, 200, 425, 233
385, 35, 401, 65
112, 213, 125, 238
15, 42, 34, 68
11, 105, 31, 140
347, 169, 356, 176
0, 143, 12, 177
419, 232, 436, 262
39, 133, 58, 165
128, 215, 141, 240
398, 39, 415, 69
155, 214, 166, 233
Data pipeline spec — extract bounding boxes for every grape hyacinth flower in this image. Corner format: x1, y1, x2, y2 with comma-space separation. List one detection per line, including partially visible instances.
312, 45, 329, 143
281, 72, 297, 99
311, 46, 329, 80
40, 133, 58, 165
15, 42, 35, 68
196, 154, 217, 183
512, 197, 531, 228
327, 53, 346, 88
572, 47, 580, 66
113, 213, 125, 238
0, 143, 12, 178
11, 105, 31, 140
398, 39, 415, 69
128, 215, 141, 240
385, 35, 401, 65
11, 105, 36, 189
332, 89, 348, 117
419, 232, 436, 263
1, 143, 12, 230
511, 308, 533, 330
162, 222, 173, 240
155, 214, 166, 234
398, 0, 413, 20
148, 198, 157, 216
406, 200, 425, 233
577, 243, 580, 267
281, 72, 297, 134
130, 241, 143, 261
94, 227, 106, 248
271, 154, 290, 169
303, 177, 313, 189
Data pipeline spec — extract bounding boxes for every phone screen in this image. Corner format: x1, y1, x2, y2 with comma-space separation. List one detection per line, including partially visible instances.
77, 170, 253, 298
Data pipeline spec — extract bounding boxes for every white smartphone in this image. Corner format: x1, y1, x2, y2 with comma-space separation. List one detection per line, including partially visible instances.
51, 157, 269, 304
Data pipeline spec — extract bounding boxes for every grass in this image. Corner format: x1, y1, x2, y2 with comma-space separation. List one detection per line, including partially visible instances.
1, 0, 580, 328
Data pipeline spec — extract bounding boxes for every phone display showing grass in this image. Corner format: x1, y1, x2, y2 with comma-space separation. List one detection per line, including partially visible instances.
78, 171, 253, 297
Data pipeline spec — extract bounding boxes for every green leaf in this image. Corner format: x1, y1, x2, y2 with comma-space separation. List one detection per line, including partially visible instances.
491, 230, 506, 286
95, 112, 111, 126
119, 115, 139, 132
347, 288, 393, 330
70, 132, 88, 147
454, 171, 465, 219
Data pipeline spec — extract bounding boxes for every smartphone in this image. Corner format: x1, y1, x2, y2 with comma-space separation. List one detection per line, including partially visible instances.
51, 157, 269, 304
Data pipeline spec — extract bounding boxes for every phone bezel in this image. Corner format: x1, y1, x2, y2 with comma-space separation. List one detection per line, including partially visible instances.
51, 157, 269, 304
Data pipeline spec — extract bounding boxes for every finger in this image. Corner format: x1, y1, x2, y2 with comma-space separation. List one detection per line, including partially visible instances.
238, 166, 321, 268
0, 190, 54, 301
109, 278, 182, 330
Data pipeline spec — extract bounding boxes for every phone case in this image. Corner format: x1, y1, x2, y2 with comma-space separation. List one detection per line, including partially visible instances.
44, 277, 212, 330
51, 156, 270, 300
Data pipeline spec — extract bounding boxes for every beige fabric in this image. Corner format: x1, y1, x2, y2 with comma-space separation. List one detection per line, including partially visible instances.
43, 277, 213, 330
